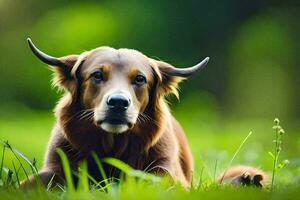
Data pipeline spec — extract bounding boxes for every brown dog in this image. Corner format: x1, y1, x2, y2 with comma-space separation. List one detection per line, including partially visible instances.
22, 39, 266, 189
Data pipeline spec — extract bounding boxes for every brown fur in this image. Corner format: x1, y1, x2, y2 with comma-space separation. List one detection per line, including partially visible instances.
21, 46, 193, 189
22, 44, 267, 190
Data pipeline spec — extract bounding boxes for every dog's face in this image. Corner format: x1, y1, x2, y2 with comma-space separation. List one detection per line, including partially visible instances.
27, 38, 209, 134
80, 47, 154, 133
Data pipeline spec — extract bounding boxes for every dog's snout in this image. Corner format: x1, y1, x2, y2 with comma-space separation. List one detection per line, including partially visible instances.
107, 94, 130, 111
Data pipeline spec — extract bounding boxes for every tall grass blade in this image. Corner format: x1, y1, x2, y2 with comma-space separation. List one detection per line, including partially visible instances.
213, 159, 218, 183
56, 148, 75, 192
92, 152, 109, 187
219, 131, 252, 183
12, 161, 20, 187
0, 145, 6, 180
11, 147, 38, 174
78, 161, 89, 192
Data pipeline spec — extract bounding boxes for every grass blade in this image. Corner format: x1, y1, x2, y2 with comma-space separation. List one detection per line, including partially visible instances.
0, 145, 6, 180
78, 161, 89, 192
46, 174, 56, 191
56, 148, 75, 192
92, 152, 109, 187
11, 161, 20, 187
219, 131, 252, 183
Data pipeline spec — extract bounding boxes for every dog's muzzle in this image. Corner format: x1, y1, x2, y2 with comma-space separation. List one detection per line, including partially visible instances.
95, 93, 135, 134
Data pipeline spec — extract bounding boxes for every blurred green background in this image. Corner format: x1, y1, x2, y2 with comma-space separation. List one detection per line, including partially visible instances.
0, 0, 299, 184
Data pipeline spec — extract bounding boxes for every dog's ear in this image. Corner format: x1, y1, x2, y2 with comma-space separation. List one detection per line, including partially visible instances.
27, 38, 88, 91
151, 57, 209, 98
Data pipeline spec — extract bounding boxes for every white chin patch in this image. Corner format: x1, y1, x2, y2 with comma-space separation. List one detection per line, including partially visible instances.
100, 122, 129, 134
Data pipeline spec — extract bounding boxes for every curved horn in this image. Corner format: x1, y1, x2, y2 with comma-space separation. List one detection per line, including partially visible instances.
162, 57, 210, 77
27, 38, 67, 68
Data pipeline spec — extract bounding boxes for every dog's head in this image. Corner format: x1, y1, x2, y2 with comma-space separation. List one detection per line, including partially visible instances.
28, 38, 209, 134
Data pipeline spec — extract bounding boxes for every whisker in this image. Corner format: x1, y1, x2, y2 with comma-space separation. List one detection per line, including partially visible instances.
127, 112, 163, 129
64, 108, 95, 124
79, 111, 94, 121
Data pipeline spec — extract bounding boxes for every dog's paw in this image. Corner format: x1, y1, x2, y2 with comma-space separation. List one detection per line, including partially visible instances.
231, 172, 264, 187
217, 165, 267, 187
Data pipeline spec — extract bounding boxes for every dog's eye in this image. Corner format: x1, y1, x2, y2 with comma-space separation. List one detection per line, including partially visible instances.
133, 75, 147, 86
90, 70, 104, 83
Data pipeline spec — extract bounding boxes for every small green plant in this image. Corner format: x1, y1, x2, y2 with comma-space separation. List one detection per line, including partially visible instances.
269, 118, 289, 191
0, 140, 40, 189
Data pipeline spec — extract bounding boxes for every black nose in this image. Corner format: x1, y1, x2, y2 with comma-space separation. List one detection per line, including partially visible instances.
107, 94, 130, 111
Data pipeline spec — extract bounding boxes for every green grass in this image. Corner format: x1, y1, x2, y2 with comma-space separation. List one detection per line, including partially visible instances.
0, 105, 299, 199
